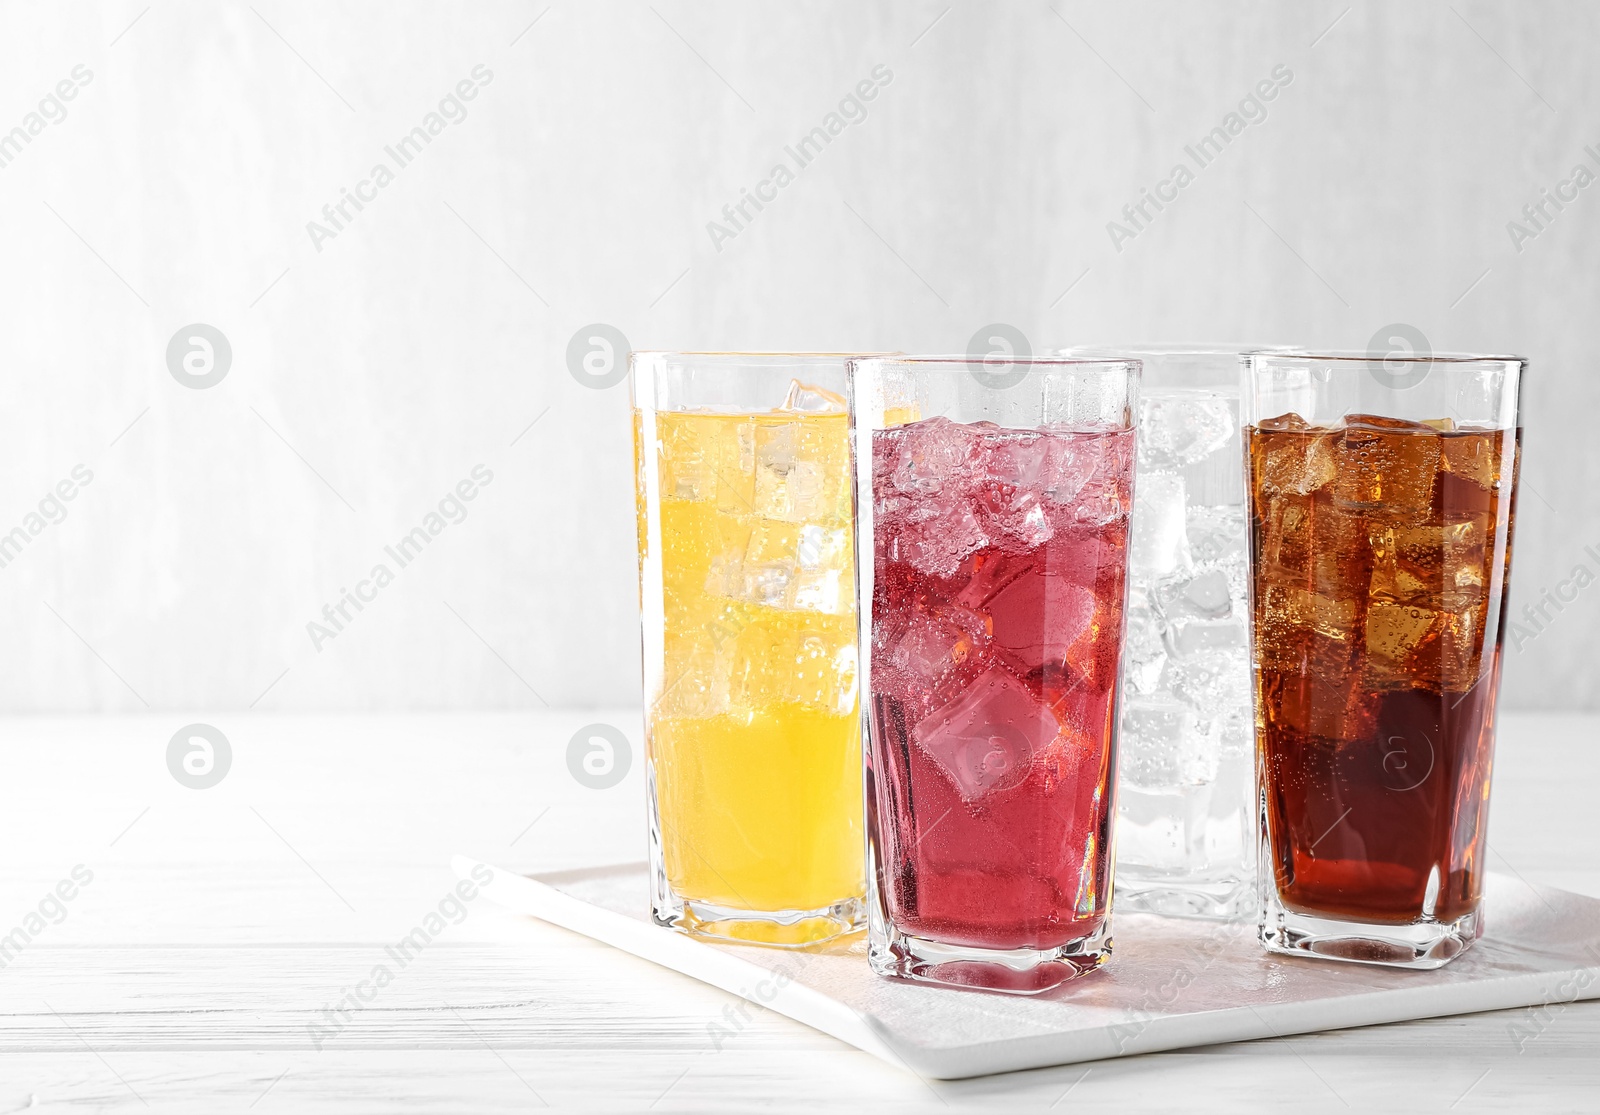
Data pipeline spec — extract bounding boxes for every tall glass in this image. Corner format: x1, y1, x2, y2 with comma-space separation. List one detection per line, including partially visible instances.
1243, 351, 1523, 967
851, 354, 1140, 993
632, 352, 866, 946
1061, 345, 1273, 920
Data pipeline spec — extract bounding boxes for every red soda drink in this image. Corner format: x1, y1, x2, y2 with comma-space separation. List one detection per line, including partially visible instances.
865, 412, 1136, 991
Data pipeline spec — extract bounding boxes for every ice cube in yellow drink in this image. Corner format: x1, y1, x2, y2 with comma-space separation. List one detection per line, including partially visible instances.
636, 401, 864, 943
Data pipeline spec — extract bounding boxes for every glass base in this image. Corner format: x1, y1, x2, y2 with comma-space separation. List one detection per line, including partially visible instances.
1259, 890, 1483, 969
868, 916, 1112, 995
645, 763, 866, 949
1116, 874, 1254, 921
653, 894, 865, 948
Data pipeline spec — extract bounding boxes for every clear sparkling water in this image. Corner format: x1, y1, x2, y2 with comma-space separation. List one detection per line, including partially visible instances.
1117, 389, 1255, 918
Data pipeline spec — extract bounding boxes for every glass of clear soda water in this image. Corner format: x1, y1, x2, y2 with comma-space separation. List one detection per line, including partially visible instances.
1061, 345, 1272, 919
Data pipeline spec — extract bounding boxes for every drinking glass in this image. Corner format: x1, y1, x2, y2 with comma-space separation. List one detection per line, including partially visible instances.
631, 352, 866, 946
851, 354, 1140, 993
1061, 345, 1275, 920
1243, 350, 1523, 967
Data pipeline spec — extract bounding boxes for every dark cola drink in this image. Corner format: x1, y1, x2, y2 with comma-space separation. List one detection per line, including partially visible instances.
1248, 409, 1519, 964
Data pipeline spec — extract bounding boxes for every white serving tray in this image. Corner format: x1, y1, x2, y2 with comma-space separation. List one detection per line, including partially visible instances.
453, 856, 1600, 1080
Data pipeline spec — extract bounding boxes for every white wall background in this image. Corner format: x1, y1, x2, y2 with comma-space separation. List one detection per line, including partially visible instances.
0, 0, 1594, 712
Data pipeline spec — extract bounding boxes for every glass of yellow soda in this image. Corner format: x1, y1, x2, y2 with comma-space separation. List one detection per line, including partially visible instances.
631, 352, 868, 946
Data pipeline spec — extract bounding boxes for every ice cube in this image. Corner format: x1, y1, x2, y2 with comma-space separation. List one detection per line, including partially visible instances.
1345, 413, 1430, 430
744, 522, 795, 566
886, 416, 978, 495
795, 523, 848, 570
876, 608, 990, 726
1005, 502, 1052, 549
1123, 594, 1168, 695
975, 433, 1056, 550
1274, 584, 1359, 642
742, 563, 791, 607
1368, 522, 1435, 605
728, 622, 790, 709
1120, 695, 1221, 790
1042, 435, 1103, 506
1155, 565, 1234, 623
703, 551, 744, 599
1217, 717, 1252, 760
1140, 394, 1237, 470
1166, 649, 1251, 719
754, 420, 847, 523
951, 550, 1031, 611
1439, 602, 1487, 692
889, 501, 991, 577
659, 413, 752, 505
912, 664, 1060, 800
1186, 505, 1247, 566
982, 430, 1048, 488
729, 523, 850, 613
1442, 512, 1490, 611
1161, 568, 1246, 681
1439, 431, 1501, 490
785, 634, 858, 715
780, 380, 847, 414
1253, 584, 1361, 681
1131, 472, 1192, 580
760, 458, 826, 521
655, 626, 734, 719
1187, 506, 1249, 604
1254, 495, 1305, 582
732, 524, 793, 604
1116, 797, 1188, 868
1167, 617, 1248, 658
984, 570, 1097, 674
1257, 412, 1310, 431
1257, 494, 1373, 597
1256, 430, 1338, 495
890, 609, 978, 688
713, 422, 758, 514
1069, 432, 1134, 526
1365, 601, 1438, 672
1331, 419, 1441, 521
969, 491, 1051, 553
789, 569, 844, 613
874, 420, 994, 574
663, 450, 713, 502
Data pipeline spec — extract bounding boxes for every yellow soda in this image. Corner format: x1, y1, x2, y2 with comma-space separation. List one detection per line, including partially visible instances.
635, 390, 864, 944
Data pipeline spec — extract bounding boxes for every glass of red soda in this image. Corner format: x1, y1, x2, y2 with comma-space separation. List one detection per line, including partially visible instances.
849, 354, 1141, 994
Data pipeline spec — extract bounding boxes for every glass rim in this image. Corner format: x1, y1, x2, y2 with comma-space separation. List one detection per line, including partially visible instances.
1055, 342, 1292, 357
1249, 350, 1526, 366
849, 354, 1140, 370
630, 350, 892, 362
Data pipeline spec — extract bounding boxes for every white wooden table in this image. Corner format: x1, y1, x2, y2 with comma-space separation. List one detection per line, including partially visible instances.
2, 711, 1595, 1112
